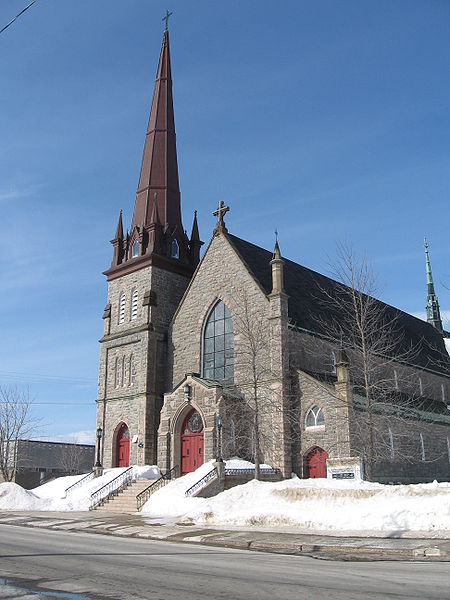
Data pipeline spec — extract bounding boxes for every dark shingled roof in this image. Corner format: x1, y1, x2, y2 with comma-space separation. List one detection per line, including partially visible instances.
228, 234, 450, 376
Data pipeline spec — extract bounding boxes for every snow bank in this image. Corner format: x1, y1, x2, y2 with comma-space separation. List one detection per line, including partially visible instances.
142, 463, 450, 534
0, 465, 160, 512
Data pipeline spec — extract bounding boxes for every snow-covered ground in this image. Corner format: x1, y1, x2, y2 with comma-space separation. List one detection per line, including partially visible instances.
141, 459, 450, 535
0, 459, 448, 536
0, 465, 159, 511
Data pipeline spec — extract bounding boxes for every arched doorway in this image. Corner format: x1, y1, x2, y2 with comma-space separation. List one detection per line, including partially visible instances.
116, 423, 130, 467
305, 447, 328, 478
181, 409, 204, 475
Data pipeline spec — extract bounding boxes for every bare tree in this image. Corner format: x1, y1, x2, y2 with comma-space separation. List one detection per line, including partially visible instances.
59, 438, 86, 475
225, 290, 289, 480
0, 386, 38, 482
311, 242, 432, 480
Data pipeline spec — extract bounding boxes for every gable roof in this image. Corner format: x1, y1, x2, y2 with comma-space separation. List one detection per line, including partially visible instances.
227, 234, 450, 376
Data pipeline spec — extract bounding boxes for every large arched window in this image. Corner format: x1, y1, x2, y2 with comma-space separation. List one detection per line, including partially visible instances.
305, 405, 325, 429
118, 293, 126, 324
130, 289, 138, 321
203, 300, 234, 381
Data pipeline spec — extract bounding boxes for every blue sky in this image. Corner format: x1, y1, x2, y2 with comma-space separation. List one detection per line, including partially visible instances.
0, 0, 448, 443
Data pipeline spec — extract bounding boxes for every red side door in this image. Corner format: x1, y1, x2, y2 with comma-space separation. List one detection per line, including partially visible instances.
306, 447, 328, 478
116, 424, 130, 467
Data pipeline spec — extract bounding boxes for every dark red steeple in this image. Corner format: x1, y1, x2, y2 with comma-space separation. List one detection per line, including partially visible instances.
131, 29, 181, 233
106, 28, 202, 278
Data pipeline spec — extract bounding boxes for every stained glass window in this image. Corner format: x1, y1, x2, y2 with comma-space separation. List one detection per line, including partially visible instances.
203, 300, 234, 381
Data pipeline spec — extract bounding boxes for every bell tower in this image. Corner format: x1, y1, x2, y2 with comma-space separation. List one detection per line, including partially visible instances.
96, 25, 202, 468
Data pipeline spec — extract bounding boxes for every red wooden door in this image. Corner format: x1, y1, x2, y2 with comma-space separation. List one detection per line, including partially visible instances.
181, 410, 204, 475
116, 423, 130, 467
306, 447, 328, 478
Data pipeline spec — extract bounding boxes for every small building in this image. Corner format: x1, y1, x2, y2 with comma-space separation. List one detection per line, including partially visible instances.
1, 440, 95, 489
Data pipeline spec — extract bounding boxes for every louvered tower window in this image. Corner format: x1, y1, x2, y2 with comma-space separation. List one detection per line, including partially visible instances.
118, 293, 126, 324
131, 289, 138, 321
203, 300, 234, 381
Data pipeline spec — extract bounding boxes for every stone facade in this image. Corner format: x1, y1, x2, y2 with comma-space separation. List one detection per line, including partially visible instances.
96, 263, 191, 467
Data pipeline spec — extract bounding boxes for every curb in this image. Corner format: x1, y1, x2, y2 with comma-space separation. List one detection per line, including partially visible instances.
0, 517, 448, 562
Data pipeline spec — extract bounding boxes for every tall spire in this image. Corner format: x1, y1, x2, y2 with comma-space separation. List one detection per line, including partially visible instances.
424, 238, 443, 333
106, 25, 202, 277
131, 27, 182, 237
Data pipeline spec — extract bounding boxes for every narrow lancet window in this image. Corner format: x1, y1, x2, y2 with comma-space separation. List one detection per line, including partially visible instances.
171, 239, 179, 259
129, 355, 134, 386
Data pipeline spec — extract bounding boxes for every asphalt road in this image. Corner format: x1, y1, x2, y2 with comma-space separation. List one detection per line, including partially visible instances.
0, 525, 448, 600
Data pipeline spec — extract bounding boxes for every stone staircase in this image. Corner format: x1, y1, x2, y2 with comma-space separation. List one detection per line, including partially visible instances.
93, 480, 153, 513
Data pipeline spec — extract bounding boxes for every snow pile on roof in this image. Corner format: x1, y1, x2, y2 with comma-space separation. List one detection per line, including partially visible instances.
0, 465, 160, 511
142, 464, 450, 534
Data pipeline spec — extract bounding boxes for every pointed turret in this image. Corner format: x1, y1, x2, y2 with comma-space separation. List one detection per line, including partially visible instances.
189, 210, 203, 266
424, 238, 443, 333
111, 210, 124, 267
270, 235, 285, 295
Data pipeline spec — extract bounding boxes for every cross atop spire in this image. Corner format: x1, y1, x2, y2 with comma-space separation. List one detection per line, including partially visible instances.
213, 200, 230, 233
162, 9, 172, 31
424, 238, 443, 333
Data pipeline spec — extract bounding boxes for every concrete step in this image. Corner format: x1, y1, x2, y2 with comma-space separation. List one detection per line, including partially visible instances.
92, 479, 157, 512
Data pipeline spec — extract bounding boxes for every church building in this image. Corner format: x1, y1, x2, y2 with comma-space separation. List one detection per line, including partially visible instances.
96, 28, 449, 483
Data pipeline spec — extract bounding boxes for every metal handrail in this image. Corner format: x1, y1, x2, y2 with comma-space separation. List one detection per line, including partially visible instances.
136, 464, 180, 511
90, 466, 134, 510
224, 467, 281, 477
185, 467, 217, 497
64, 471, 95, 496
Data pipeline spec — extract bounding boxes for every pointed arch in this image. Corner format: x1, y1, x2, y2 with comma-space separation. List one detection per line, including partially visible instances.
202, 300, 234, 381
305, 405, 325, 429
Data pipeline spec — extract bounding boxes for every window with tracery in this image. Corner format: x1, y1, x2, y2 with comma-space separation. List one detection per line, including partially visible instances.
203, 300, 234, 381
132, 240, 139, 258
305, 405, 325, 428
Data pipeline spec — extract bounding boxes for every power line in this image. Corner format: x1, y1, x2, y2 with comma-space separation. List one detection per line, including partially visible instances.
0, 0, 38, 36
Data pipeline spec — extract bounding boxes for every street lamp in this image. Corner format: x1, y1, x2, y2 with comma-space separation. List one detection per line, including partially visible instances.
216, 415, 223, 462
95, 427, 102, 468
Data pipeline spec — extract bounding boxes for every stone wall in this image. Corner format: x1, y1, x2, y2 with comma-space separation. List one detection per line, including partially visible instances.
97, 262, 190, 467
168, 231, 292, 476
